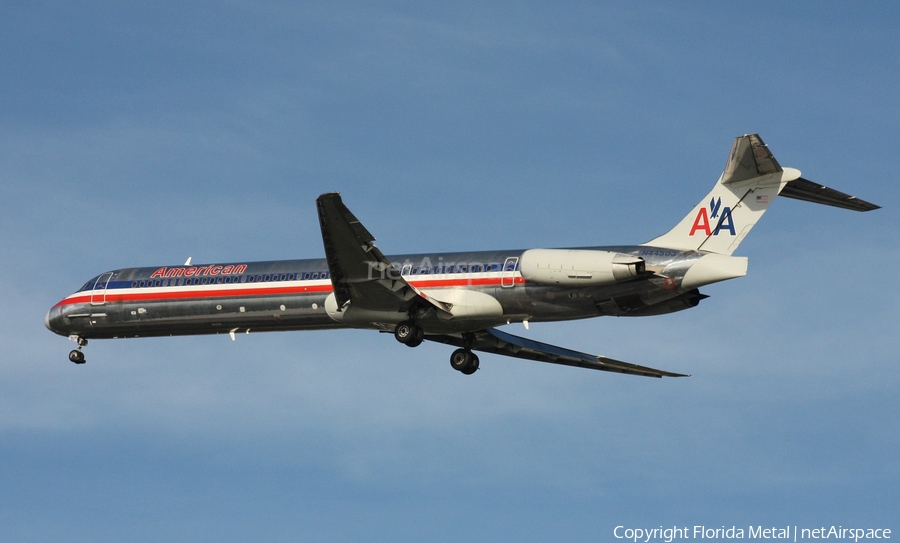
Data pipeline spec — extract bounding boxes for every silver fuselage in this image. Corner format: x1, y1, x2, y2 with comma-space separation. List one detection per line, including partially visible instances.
45, 245, 710, 341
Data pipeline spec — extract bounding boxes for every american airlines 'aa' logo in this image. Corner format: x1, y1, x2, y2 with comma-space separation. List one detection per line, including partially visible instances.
689, 196, 735, 236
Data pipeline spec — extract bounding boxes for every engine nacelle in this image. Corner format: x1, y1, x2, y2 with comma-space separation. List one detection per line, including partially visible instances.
519, 249, 645, 287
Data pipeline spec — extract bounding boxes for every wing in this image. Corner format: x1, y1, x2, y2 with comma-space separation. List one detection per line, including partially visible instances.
316, 192, 452, 314
318, 192, 686, 378
426, 327, 689, 378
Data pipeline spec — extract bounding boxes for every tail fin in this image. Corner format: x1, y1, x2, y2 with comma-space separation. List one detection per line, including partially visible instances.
645, 134, 879, 255
644, 134, 799, 255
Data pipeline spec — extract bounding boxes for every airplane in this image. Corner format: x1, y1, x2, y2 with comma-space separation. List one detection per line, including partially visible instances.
45, 134, 879, 377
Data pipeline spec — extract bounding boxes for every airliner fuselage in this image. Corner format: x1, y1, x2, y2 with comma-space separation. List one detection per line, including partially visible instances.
45, 135, 878, 377
45, 246, 705, 340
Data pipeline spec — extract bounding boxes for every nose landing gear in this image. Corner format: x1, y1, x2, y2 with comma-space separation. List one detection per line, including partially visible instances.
68, 336, 87, 364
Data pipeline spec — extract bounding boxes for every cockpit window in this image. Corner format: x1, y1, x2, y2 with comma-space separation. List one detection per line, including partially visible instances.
79, 277, 100, 292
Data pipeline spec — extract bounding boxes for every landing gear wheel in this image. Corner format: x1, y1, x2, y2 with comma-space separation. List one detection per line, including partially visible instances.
450, 348, 479, 375
69, 349, 85, 364
407, 326, 424, 347
68, 336, 88, 364
394, 321, 424, 347
461, 354, 479, 375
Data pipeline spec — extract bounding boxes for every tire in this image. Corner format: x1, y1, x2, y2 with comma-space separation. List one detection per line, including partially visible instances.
394, 322, 414, 344
460, 354, 479, 375
450, 349, 478, 374
396, 321, 424, 347
405, 325, 425, 348
450, 348, 471, 371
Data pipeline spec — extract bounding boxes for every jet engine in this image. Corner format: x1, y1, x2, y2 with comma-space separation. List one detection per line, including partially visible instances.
519, 249, 645, 286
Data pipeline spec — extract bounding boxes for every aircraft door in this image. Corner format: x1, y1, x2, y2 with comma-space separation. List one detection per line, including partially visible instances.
90, 272, 114, 305
501, 257, 518, 288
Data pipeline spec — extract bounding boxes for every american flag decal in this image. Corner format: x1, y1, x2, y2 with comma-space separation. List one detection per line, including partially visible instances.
756, 195, 769, 203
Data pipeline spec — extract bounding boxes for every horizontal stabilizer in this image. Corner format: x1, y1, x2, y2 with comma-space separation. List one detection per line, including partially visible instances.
779, 177, 880, 212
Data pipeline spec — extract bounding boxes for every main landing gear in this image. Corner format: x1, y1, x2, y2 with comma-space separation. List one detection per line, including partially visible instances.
450, 348, 479, 375
68, 336, 87, 365
393, 321, 479, 375
394, 321, 424, 348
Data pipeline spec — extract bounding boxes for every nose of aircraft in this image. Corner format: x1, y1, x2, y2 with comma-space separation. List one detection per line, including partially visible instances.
44, 309, 51, 331
45, 306, 66, 336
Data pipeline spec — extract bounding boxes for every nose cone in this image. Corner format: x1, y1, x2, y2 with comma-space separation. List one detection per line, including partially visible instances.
45, 306, 68, 336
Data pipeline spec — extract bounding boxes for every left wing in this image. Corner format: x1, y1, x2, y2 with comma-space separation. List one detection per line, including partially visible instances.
316, 192, 452, 314
426, 327, 689, 378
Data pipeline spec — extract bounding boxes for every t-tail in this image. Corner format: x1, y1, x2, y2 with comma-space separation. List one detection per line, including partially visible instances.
644, 134, 879, 256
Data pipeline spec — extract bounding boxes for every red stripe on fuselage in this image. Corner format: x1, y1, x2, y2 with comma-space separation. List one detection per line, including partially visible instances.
53, 276, 526, 308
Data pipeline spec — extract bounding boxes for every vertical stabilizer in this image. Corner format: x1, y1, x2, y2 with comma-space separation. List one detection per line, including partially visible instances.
643, 134, 800, 255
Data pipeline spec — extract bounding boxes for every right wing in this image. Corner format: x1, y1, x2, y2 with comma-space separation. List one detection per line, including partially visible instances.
427, 327, 689, 378
316, 192, 452, 315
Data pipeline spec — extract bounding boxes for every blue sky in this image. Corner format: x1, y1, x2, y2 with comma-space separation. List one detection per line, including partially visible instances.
2, 2, 898, 541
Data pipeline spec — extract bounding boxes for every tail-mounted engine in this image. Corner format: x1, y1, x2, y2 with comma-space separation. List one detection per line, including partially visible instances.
519, 249, 646, 287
